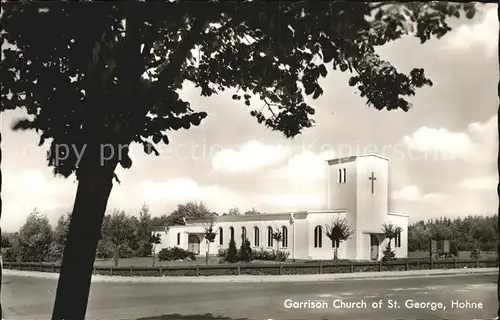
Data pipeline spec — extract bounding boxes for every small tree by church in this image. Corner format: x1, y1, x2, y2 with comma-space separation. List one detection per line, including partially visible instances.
325, 217, 354, 261
239, 239, 253, 262
225, 238, 239, 263
203, 219, 217, 265
381, 223, 402, 261
150, 232, 162, 267
271, 228, 283, 262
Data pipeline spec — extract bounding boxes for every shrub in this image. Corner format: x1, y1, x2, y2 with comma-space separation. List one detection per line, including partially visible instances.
217, 248, 228, 258
382, 243, 396, 261
252, 249, 289, 262
158, 247, 196, 261
239, 239, 253, 262
225, 239, 239, 263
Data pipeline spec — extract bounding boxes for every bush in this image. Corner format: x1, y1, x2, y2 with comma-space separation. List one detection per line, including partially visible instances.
382, 243, 396, 261
158, 247, 196, 261
239, 239, 253, 262
217, 248, 228, 258
225, 239, 239, 263
252, 249, 289, 262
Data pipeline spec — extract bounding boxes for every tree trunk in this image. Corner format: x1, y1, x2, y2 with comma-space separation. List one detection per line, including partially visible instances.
206, 241, 210, 265
152, 244, 156, 267
334, 246, 338, 261
52, 152, 117, 320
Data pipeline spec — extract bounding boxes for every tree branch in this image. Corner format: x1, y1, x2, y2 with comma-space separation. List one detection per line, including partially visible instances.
146, 16, 209, 101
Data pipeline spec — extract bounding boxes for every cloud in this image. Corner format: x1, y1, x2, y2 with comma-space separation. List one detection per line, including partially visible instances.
269, 149, 336, 181
1, 169, 76, 231
211, 141, 291, 173
459, 176, 497, 190
400, 115, 497, 163
391, 185, 423, 201
444, 4, 498, 57
391, 186, 450, 203
134, 177, 249, 213
262, 193, 323, 208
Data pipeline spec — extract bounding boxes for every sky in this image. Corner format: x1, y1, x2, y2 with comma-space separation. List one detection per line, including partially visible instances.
1, 4, 498, 231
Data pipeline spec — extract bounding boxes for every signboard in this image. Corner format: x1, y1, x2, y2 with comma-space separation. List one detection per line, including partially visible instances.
442, 240, 450, 254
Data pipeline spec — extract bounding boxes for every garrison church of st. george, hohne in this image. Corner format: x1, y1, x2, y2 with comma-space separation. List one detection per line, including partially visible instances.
153, 153, 408, 261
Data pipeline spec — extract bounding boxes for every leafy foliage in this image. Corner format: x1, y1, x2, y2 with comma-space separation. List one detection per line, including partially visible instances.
17, 209, 54, 262
382, 243, 396, 262
165, 201, 215, 226
225, 238, 239, 263
238, 239, 253, 262
0, 2, 479, 179
157, 247, 195, 261
325, 217, 354, 260
408, 215, 498, 253
135, 204, 154, 257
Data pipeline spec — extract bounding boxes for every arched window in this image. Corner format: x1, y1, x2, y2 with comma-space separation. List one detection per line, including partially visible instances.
241, 227, 247, 241
314, 226, 323, 248
229, 227, 234, 241
218, 227, 223, 245
281, 226, 288, 248
337, 169, 342, 184
177, 232, 181, 245
395, 231, 401, 248
343, 168, 346, 183
267, 226, 273, 247
254, 227, 260, 247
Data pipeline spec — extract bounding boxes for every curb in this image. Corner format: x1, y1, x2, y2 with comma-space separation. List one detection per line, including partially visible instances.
3, 267, 498, 284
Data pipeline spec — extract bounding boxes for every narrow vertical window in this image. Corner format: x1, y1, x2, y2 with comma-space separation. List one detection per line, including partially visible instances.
343, 168, 346, 183
337, 169, 342, 184
254, 227, 260, 247
241, 227, 247, 241
281, 226, 288, 248
230, 227, 234, 241
177, 233, 180, 245
314, 226, 323, 248
219, 227, 223, 245
267, 226, 273, 247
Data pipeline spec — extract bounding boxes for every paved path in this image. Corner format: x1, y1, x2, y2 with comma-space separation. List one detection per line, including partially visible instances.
2, 273, 498, 319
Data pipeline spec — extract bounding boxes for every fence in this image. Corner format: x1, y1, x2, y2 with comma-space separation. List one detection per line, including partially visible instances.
2, 258, 498, 277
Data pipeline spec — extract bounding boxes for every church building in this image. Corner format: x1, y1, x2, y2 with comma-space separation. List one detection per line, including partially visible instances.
154, 153, 408, 261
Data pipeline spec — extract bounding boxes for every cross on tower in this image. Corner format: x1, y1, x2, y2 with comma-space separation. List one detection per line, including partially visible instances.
368, 172, 377, 194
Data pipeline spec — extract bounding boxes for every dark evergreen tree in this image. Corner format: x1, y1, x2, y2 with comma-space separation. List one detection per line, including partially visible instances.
225, 238, 239, 263
239, 239, 253, 263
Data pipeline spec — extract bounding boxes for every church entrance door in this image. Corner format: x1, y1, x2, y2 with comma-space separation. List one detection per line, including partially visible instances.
188, 234, 200, 255
370, 234, 379, 260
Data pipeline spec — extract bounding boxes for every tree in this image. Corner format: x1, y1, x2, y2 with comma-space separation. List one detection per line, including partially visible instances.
271, 227, 283, 262
203, 219, 217, 265
100, 210, 137, 267
167, 201, 214, 225
325, 217, 354, 261
381, 223, 402, 261
244, 208, 261, 215
18, 209, 54, 262
239, 239, 253, 263
49, 213, 71, 261
0, 2, 480, 318
225, 238, 239, 263
226, 207, 241, 216
135, 204, 154, 257
150, 232, 162, 267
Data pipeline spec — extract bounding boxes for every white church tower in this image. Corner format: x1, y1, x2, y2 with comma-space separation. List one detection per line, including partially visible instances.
326, 153, 392, 260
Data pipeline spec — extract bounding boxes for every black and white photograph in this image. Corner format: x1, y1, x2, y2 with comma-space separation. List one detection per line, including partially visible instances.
0, 1, 499, 319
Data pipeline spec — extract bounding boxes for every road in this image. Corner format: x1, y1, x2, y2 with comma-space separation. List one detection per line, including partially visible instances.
1, 273, 498, 320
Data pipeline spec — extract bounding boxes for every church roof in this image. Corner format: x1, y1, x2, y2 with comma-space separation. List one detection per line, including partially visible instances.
326, 153, 390, 165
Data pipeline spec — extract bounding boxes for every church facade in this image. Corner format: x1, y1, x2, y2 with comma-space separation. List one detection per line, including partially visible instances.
154, 153, 408, 261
